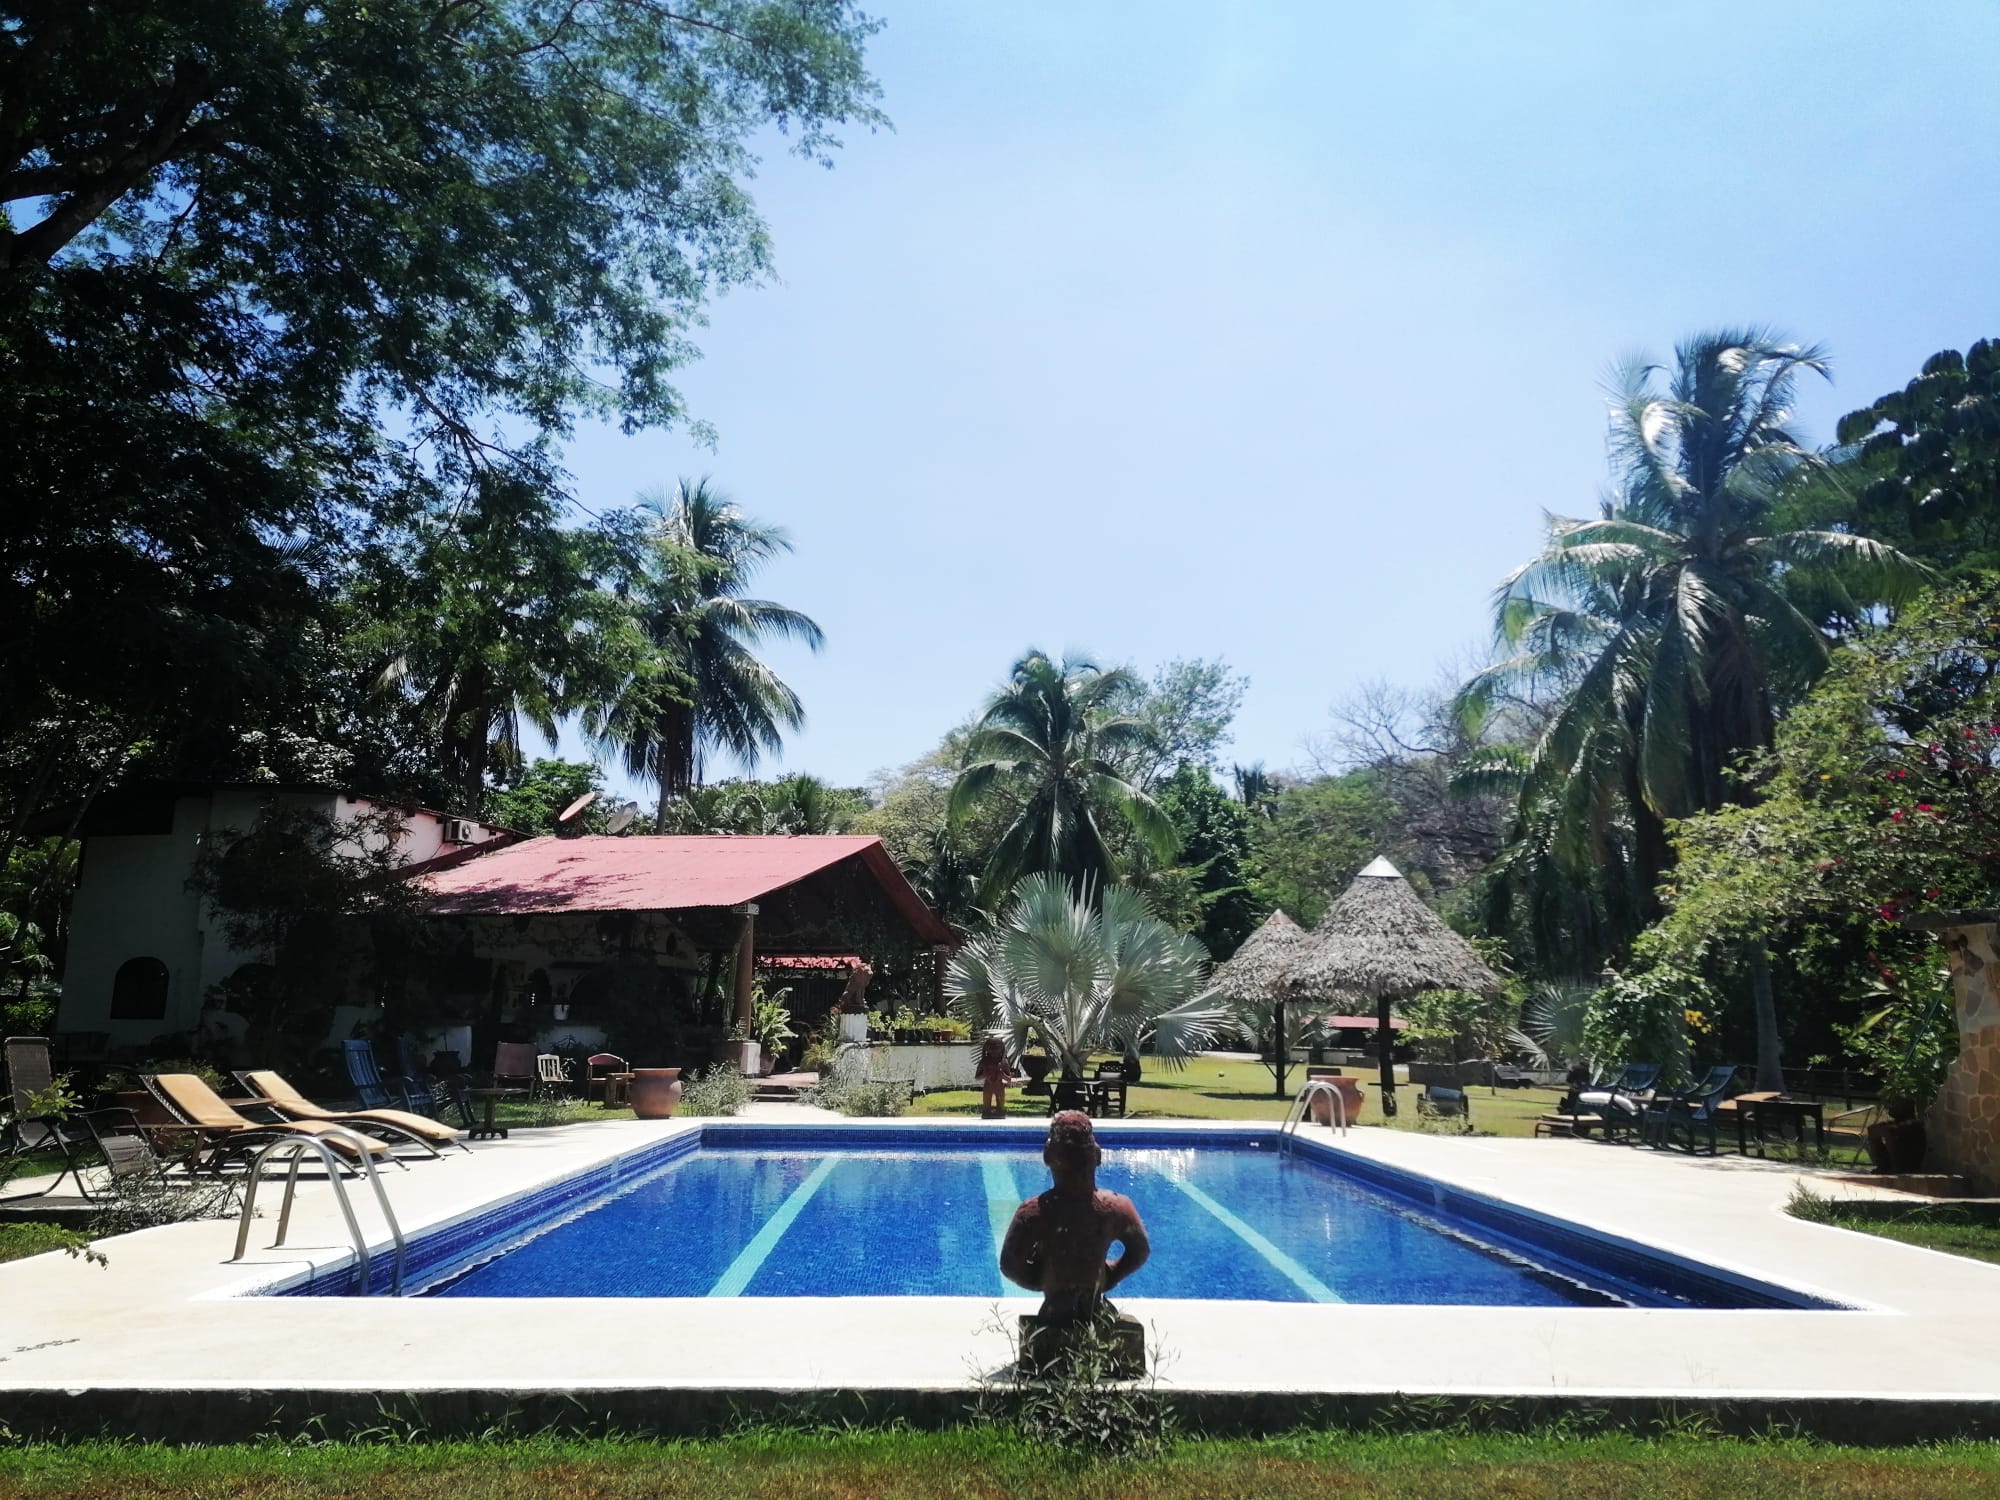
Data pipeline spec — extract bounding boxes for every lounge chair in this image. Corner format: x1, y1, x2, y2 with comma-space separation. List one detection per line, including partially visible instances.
2, 1035, 100, 1200
234, 1070, 469, 1156
1641, 1065, 1738, 1154
1417, 1085, 1472, 1121
343, 1039, 440, 1115
1576, 1063, 1661, 1143
142, 1073, 400, 1174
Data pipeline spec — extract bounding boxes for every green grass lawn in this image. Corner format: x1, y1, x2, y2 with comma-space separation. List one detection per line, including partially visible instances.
1790, 1192, 2000, 1268
4, 1429, 2000, 1499
908, 1056, 1569, 1137
0, 1221, 88, 1265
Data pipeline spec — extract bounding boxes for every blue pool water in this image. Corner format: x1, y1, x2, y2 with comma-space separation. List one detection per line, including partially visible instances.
390, 1131, 1833, 1309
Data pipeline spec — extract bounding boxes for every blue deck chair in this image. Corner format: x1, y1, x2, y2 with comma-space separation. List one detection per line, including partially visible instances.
1577, 1062, 1661, 1143
1641, 1065, 1739, 1154
343, 1040, 439, 1117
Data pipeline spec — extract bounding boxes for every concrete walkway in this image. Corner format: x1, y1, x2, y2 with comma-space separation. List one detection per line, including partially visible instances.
1, 1112, 1996, 1433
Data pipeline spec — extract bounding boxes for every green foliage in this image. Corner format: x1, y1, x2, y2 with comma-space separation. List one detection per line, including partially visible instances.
808, 1074, 911, 1116
1836, 338, 2000, 577
482, 762, 610, 837
950, 652, 1179, 905
677, 1065, 750, 1118
1583, 965, 1708, 1083
660, 775, 867, 836
1642, 582, 2000, 1088
1399, 988, 1522, 1065
976, 1313, 1174, 1460
1836, 950, 1959, 1106
748, 988, 796, 1054
1105, 656, 1248, 788
1146, 763, 1261, 958
1, 2, 882, 823
1243, 773, 1397, 927
948, 876, 1225, 1079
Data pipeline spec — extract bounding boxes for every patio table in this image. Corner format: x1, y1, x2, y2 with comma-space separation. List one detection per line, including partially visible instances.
465, 1086, 528, 1141
1733, 1096, 1825, 1156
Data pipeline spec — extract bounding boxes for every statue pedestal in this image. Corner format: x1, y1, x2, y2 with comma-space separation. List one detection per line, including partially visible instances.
1017, 1309, 1146, 1379
839, 1012, 869, 1044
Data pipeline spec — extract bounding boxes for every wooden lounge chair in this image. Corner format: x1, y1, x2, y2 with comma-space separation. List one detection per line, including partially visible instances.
234, 1070, 469, 1156
143, 1073, 400, 1174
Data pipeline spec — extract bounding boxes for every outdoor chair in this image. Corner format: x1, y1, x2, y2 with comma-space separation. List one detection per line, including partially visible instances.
1640, 1065, 1738, 1154
534, 1053, 573, 1100
1417, 1085, 1472, 1121
234, 1070, 468, 1156
143, 1073, 400, 1175
1577, 1063, 1661, 1143
1087, 1063, 1129, 1119
2, 1036, 99, 1200
586, 1053, 632, 1108
1490, 1063, 1536, 1089
490, 1042, 538, 1091
342, 1040, 443, 1118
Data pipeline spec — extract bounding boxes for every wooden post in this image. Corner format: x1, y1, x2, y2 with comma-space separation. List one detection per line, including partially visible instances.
1272, 995, 1288, 1099
1376, 992, 1397, 1118
732, 902, 758, 1036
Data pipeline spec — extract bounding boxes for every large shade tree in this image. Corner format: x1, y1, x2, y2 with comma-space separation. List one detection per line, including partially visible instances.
0, 0, 881, 830
1459, 330, 1929, 1085
949, 652, 1179, 905
596, 480, 824, 828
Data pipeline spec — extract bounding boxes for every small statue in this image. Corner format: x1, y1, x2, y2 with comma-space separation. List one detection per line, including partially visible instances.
1000, 1111, 1149, 1374
838, 959, 874, 1013
975, 1035, 1011, 1119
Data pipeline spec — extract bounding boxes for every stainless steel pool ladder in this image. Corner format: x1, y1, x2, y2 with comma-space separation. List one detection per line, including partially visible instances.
229, 1127, 408, 1295
1279, 1078, 1347, 1156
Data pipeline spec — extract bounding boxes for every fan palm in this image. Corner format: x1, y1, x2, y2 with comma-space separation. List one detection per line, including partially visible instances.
596, 479, 824, 830
948, 874, 1227, 1080
949, 651, 1179, 904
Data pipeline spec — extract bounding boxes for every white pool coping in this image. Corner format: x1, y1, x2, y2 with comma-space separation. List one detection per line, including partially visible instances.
2, 1109, 1997, 1415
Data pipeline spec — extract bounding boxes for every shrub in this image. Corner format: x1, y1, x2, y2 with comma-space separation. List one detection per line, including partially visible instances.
522, 1096, 596, 1128
827, 1079, 911, 1117
975, 1311, 1173, 1458
678, 1065, 750, 1117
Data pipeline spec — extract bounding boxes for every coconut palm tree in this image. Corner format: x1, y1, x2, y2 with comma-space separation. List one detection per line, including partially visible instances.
948, 874, 1227, 1085
596, 479, 824, 829
949, 651, 1178, 904
1459, 330, 1930, 1085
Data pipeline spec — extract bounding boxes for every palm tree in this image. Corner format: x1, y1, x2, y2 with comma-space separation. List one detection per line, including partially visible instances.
1459, 330, 1929, 1085
597, 479, 824, 830
948, 874, 1227, 1083
949, 651, 1178, 904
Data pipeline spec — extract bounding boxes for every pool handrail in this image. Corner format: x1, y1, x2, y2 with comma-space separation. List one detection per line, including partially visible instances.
229, 1126, 407, 1295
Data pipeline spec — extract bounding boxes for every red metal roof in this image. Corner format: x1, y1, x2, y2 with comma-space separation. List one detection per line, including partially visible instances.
760, 955, 864, 970
1308, 1015, 1410, 1031
414, 835, 954, 944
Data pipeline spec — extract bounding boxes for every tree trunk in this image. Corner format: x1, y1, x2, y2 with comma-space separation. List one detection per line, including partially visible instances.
1272, 996, 1288, 1099
1748, 941, 1784, 1092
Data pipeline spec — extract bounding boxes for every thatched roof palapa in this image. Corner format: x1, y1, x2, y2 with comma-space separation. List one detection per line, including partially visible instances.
1208, 909, 1310, 1002
1283, 856, 1502, 999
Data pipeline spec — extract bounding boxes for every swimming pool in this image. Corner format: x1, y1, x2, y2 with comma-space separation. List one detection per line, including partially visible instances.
273, 1126, 1843, 1309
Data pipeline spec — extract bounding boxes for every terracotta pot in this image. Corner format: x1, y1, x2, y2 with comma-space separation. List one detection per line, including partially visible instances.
1306, 1074, 1366, 1126
1866, 1102, 1927, 1174
1020, 1053, 1053, 1095
629, 1068, 684, 1120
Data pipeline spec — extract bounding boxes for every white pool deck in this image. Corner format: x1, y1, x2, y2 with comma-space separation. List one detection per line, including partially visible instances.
2, 1107, 1997, 1422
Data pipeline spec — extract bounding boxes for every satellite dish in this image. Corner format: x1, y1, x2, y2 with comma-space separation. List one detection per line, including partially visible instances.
557, 791, 599, 825
606, 804, 639, 834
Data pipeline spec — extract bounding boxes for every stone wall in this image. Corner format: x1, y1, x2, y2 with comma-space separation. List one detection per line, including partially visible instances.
1927, 921, 2000, 1194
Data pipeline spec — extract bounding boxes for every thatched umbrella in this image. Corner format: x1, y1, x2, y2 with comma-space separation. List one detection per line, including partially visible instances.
1282, 856, 1503, 1117
1209, 909, 1312, 1097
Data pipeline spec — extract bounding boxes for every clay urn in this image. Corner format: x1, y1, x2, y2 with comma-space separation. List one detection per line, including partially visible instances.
1306, 1073, 1366, 1126
1020, 1052, 1053, 1095
629, 1067, 683, 1120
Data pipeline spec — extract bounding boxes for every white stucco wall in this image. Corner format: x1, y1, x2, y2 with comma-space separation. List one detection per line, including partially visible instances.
55, 788, 503, 1049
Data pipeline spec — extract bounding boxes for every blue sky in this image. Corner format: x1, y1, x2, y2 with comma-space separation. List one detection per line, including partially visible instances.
558, 1, 2000, 799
